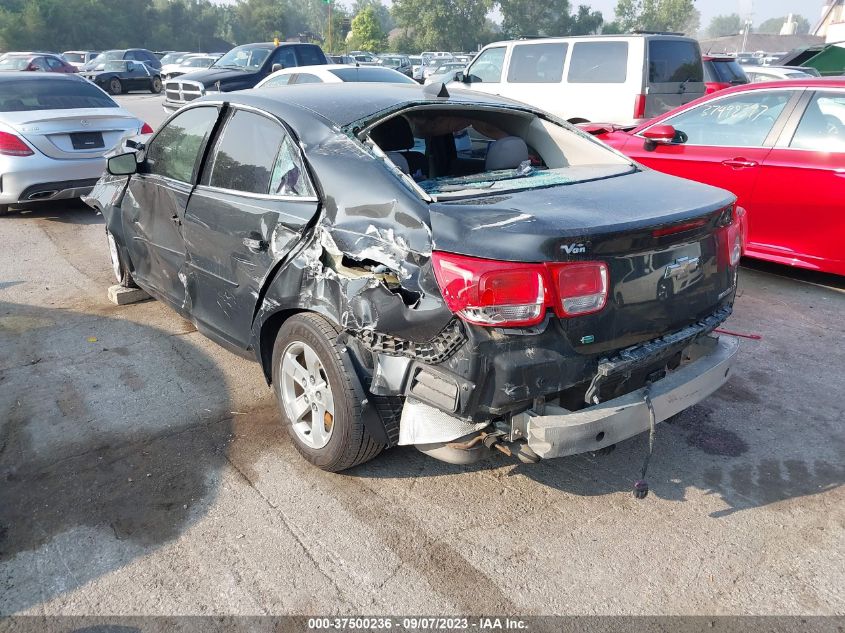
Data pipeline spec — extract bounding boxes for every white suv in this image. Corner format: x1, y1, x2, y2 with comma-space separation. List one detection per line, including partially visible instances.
453, 34, 705, 124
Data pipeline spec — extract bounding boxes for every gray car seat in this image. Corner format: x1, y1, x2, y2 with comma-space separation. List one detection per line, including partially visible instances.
485, 136, 529, 171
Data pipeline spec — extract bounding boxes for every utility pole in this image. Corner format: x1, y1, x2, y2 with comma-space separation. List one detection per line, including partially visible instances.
324, 0, 332, 52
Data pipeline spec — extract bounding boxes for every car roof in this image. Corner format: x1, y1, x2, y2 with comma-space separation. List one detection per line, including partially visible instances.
0, 72, 87, 83
486, 34, 696, 47
715, 77, 845, 93
210, 82, 540, 134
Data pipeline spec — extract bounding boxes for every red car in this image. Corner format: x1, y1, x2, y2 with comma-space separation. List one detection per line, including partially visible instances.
0, 53, 78, 74
584, 78, 845, 276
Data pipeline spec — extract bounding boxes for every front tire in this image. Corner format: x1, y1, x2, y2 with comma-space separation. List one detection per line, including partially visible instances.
0, 204, 9, 216
272, 313, 383, 472
107, 229, 137, 288
108, 78, 123, 95
151, 76, 162, 94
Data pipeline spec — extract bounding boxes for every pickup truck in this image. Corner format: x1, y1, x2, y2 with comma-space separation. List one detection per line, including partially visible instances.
162, 42, 328, 111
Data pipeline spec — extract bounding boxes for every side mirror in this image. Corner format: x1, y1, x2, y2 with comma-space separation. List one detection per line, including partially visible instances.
108, 152, 138, 176
272, 63, 284, 73
453, 71, 464, 83
642, 124, 677, 150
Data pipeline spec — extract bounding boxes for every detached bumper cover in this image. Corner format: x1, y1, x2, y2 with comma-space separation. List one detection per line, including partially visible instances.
512, 335, 739, 460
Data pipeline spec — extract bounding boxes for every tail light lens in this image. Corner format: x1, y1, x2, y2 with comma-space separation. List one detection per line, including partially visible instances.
431, 252, 546, 327
431, 252, 609, 328
716, 204, 742, 267
549, 262, 608, 316
140, 122, 154, 134
0, 131, 34, 156
634, 94, 647, 119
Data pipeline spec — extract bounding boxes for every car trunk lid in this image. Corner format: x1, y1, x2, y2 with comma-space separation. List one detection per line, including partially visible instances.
428, 169, 738, 352
6, 108, 140, 159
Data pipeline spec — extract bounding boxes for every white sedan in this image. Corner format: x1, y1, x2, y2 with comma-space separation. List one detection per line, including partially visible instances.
255, 64, 417, 88
0, 73, 150, 214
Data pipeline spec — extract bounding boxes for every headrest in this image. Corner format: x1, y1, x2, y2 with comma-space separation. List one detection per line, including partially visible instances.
485, 136, 529, 171
386, 151, 410, 174
370, 116, 414, 151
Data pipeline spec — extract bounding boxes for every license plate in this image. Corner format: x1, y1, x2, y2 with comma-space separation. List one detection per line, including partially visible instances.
70, 132, 104, 150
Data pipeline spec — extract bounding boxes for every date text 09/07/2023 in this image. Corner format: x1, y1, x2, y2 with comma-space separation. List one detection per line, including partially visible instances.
307, 616, 529, 630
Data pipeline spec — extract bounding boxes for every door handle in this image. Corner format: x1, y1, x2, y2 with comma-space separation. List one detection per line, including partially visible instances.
243, 237, 268, 253
721, 158, 759, 169
170, 214, 181, 226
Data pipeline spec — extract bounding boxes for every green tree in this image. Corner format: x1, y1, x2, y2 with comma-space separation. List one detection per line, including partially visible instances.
392, 0, 493, 52
706, 13, 741, 38
352, 0, 394, 34
500, 0, 602, 38
349, 6, 387, 52
606, 0, 699, 35
758, 15, 810, 35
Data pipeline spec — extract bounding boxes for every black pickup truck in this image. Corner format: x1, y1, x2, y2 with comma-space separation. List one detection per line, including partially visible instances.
162, 42, 328, 112
89, 84, 745, 490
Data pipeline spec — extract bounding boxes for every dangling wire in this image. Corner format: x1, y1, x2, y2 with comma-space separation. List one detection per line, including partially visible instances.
634, 384, 657, 499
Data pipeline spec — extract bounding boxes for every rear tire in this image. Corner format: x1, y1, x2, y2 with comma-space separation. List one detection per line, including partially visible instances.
272, 313, 383, 472
151, 76, 162, 94
107, 229, 137, 288
108, 78, 123, 95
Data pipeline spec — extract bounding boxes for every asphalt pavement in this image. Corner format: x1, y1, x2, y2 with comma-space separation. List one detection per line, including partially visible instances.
0, 93, 843, 616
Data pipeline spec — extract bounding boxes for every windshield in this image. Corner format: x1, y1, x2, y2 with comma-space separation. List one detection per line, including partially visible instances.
329, 68, 417, 83
213, 45, 272, 71
160, 52, 189, 65
84, 50, 123, 70
104, 60, 130, 72
367, 107, 633, 201
0, 57, 30, 71
186, 57, 215, 68
0, 78, 118, 111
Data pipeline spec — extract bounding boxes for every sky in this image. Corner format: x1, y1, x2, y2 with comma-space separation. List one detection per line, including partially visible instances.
581, 0, 825, 27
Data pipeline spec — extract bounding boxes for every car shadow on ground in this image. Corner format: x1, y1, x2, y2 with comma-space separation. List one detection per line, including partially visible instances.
0, 300, 239, 613
351, 399, 844, 519
4, 199, 104, 225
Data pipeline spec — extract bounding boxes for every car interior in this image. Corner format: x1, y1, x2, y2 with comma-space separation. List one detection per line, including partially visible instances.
366, 106, 630, 196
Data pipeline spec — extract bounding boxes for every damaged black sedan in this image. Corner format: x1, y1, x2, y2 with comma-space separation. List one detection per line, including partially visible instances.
86, 83, 743, 478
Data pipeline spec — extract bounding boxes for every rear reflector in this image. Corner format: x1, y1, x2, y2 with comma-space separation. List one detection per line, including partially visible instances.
431, 252, 609, 327
0, 131, 34, 157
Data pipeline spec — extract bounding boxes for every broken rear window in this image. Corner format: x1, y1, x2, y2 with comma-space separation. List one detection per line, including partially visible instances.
365, 106, 634, 200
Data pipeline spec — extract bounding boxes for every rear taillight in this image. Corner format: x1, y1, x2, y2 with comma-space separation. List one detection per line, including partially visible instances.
0, 131, 34, 157
548, 262, 609, 316
634, 94, 647, 119
431, 252, 546, 327
716, 205, 742, 267
140, 122, 154, 134
431, 252, 609, 327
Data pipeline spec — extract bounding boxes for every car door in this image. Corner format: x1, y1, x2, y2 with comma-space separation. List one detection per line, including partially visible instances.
182, 107, 320, 348
625, 89, 802, 217
122, 105, 221, 308
750, 89, 845, 273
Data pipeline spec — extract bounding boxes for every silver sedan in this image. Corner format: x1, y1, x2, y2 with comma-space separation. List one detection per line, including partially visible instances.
0, 73, 150, 214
